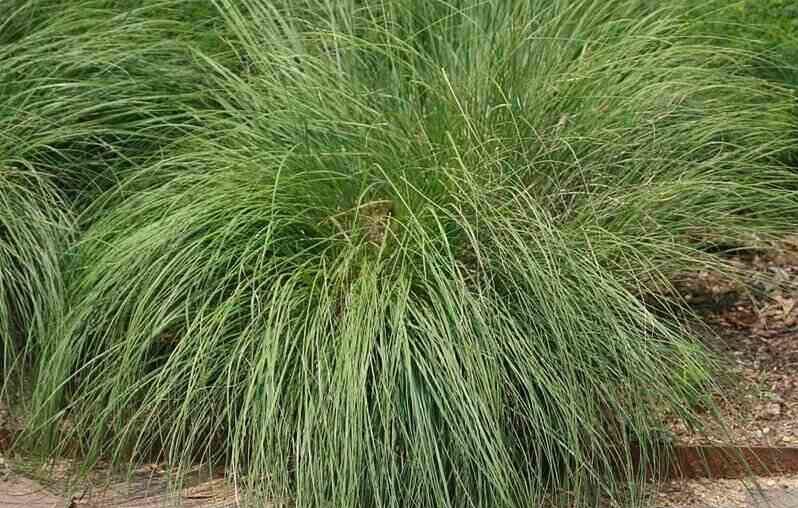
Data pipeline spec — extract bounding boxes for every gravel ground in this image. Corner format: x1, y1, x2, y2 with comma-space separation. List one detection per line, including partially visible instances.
654, 475, 798, 508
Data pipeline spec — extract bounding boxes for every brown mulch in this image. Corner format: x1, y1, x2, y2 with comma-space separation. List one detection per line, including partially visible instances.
664, 238, 798, 448
656, 239, 798, 506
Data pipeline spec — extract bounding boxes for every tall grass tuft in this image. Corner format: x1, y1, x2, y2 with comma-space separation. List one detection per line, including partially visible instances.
0, 0, 224, 201
0, 166, 71, 392
18, 0, 798, 507
0, 0, 223, 386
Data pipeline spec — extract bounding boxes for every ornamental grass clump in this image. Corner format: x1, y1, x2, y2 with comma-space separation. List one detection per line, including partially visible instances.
16, 0, 798, 507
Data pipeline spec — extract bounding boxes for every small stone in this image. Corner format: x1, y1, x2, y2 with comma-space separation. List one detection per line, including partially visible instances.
760, 402, 782, 419
0, 457, 9, 482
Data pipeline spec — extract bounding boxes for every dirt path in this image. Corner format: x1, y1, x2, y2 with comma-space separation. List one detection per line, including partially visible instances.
0, 459, 239, 507
0, 474, 64, 507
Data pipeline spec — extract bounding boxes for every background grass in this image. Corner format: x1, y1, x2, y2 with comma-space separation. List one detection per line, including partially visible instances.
687, 0, 798, 167
0, 166, 71, 389
689, 0, 798, 87
2, 1, 798, 507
